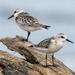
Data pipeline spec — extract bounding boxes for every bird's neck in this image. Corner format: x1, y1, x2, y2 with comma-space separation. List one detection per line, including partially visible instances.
54, 38, 64, 45
14, 12, 24, 18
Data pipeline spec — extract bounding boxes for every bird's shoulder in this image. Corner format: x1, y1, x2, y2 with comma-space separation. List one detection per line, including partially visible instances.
35, 37, 54, 48
17, 12, 39, 23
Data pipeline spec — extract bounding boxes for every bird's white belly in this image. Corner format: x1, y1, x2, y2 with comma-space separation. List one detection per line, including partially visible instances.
17, 23, 42, 31
31, 42, 64, 54
21, 26, 41, 31
47, 43, 64, 53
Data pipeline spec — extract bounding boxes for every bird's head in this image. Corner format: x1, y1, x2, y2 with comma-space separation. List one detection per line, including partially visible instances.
8, 9, 24, 19
56, 33, 73, 43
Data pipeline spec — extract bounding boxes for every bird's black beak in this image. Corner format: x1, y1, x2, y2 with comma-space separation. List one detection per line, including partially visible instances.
66, 39, 73, 43
8, 15, 14, 19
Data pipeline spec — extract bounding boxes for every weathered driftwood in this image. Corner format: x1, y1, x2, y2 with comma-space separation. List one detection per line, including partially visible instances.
0, 35, 75, 75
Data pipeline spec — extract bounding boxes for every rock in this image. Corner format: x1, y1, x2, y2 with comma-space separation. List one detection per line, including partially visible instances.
0, 36, 75, 75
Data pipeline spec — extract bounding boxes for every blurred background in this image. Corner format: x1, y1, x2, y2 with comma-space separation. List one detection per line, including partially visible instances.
0, 0, 75, 71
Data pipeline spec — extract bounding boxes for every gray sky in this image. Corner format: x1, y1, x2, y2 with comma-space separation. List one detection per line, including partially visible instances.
0, 0, 75, 71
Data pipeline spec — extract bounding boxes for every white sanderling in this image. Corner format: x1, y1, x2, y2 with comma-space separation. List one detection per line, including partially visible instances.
8, 9, 51, 41
29, 33, 73, 66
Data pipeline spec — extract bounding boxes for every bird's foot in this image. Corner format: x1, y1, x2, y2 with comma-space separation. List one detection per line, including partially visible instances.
52, 64, 57, 67
21, 39, 28, 42
43, 65, 49, 67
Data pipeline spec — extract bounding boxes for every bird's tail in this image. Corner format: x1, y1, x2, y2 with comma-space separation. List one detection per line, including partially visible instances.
43, 25, 51, 29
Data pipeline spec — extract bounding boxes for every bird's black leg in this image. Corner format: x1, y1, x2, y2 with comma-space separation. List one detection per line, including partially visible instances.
21, 32, 31, 41
46, 54, 47, 67
26, 31, 31, 41
52, 53, 54, 66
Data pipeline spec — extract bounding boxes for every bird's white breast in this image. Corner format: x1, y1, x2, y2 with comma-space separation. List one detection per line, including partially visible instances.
48, 39, 64, 53
15, 18, 43, 31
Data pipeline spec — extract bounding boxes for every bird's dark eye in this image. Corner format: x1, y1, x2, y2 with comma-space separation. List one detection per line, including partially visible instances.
61, 36, 64, 38
14, 11, 16, 13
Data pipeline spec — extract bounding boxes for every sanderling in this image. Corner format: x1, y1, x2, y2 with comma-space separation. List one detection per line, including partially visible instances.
8, 9, 51, 41
29, 33, 73, 66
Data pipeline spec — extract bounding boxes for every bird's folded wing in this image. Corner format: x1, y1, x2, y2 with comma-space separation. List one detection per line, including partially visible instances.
16, 12, 42, 27
35, 37, 54, 48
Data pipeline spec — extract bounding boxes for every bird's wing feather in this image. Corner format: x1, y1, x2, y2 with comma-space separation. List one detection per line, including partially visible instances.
15, 12, 42, 27
35, 37, 54, 48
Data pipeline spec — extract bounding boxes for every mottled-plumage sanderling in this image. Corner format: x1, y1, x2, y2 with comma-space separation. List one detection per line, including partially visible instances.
29, 33, 73, 66
8, 9, 51, 41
